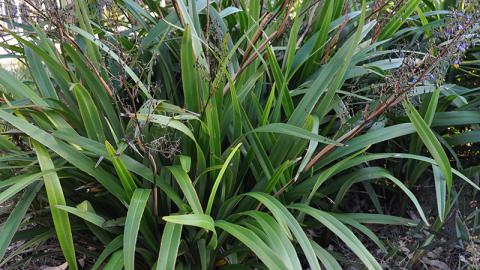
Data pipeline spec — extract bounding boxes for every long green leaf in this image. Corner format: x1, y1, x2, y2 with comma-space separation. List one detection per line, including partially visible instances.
244, 211, 302, 270
92, 235, 123, 270
124, 189, 151, 270
0, 67, 47, 106
73, 83, 105, 142
247, 192, 321, 270
104, 250, 124, 270
134, 113, 197, 143
404, 101, 452, 194
34, 142, 77, 270
0, 182, 43, 260
156, 222, 183, 270
301, 0, 335, 78
378, 0, 422, 40
310, 240, 342, 270
105, 141, 137, 199
206, 143, 242, 215
163, 213, 217, 248
167, 166, 203, 214
290, 204, 382, 270
333, 213, 417, 226
333, 167, 428, 225
25, 47, 58, 99
163, 214, 214, 232
181, 25, 200, 112
64, 44, 122, 137
432, 165, 447, 221
0, 110, 127, 202
215, 220, 290, 270
55, 204, 106, 228
0, 171, 51, 203
73, 0, 101, 67
251, 123, 342, 146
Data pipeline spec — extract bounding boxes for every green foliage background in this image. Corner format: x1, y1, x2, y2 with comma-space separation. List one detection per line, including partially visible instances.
0, 0, 479, 269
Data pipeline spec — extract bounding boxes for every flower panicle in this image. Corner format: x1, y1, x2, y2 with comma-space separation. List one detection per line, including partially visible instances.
386, 3, 479, 101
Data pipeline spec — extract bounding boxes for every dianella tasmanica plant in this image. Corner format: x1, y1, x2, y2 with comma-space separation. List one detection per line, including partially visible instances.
0, 0, 479, 269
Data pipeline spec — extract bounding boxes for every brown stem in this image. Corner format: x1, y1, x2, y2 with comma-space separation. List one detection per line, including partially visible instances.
172, 0, 185, 26
148, 153, 158, 216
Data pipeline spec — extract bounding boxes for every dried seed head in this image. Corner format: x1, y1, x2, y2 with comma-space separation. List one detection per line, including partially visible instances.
145, 133, 181, 160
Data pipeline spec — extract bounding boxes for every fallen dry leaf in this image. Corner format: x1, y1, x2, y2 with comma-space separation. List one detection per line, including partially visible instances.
41, 261, 68, 270
422, 258, 451, 270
